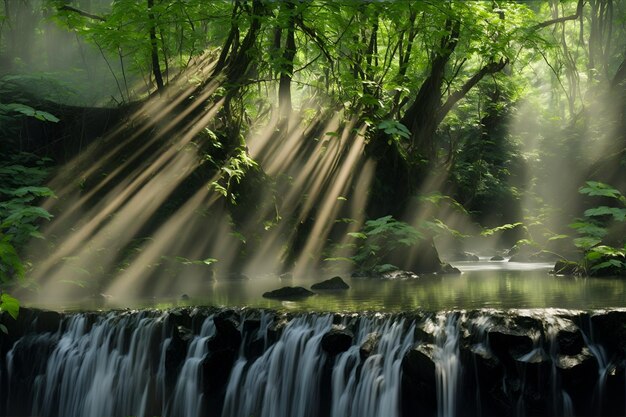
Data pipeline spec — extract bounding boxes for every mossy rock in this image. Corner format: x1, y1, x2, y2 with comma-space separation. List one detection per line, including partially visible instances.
262, 286, 315, 300
552, 260, 579, 275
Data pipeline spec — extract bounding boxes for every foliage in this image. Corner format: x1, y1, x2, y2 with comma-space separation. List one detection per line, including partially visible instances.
0, 155, 54, 283
209, 146, 258, 205
334, 215, 423, 275
0, 101, 57, 323
571, 182, 626, 275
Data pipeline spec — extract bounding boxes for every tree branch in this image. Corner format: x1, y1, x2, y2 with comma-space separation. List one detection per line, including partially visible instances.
59, 5, 106, 21
532, 0, 583, 30
438, 58, 508, 122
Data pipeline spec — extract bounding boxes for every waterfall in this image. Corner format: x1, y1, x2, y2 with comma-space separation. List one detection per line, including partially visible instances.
330, 317, 415, 417
433, 313, 461, 417
167, 317, 215, 417
29, 312, 167, 417
2, 307, 626, 417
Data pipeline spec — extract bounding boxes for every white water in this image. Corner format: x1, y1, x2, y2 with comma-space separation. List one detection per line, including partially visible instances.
330, 317, 415, 417
31, 312, 166, 417
432, 313, 461, 417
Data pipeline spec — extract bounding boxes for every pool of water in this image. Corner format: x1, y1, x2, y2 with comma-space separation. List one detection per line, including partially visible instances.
23, 260, 626, 312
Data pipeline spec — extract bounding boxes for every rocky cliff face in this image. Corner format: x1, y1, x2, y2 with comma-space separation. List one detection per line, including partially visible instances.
1, 307, 625, 417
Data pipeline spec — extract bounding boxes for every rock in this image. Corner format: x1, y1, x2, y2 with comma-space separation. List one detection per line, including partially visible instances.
321, 327, 354, 355
401, 343, 437, 415
359, 332, 380, 360
201, 348, 237, 394
180, 294, 189, 300
414, 326, 434, 344
556, 328, 585, 356
557, 349, 599, 412
590, 310, 626, 357
378, 270, 419, 280
164, 325, 189, 387
266, 317, 288, 344
402, 343, 436, 381
488, 328, 534, 362
440, 263, 461, 274
34, 311, 62, 334
262, 286, 315, 300
552, 260, 579, 275
311, 276, 350, 290
490, 255, 505, 261
210, 310, 241, 350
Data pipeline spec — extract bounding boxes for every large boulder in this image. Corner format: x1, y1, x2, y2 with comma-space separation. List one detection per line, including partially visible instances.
401, 343, 437, 416
311, 276, 350, 290
262, 286, 315, 300
321, 327, 354, 356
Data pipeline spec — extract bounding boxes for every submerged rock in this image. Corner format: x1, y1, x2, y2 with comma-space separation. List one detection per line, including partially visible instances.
262, 286, 315, 300
490, 255, 505, 261
311, 276, 350, 290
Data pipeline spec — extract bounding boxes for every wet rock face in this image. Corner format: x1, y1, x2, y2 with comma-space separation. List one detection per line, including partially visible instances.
557, 328, 585, 355
321, 326, 353, 355
488, 328, 534, 360
402, 343, 437, 416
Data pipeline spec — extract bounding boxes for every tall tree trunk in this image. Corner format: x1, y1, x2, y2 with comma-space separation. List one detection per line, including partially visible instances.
278, 0, 296, 124
147, 0, 164, 92
400, 18, 460, 162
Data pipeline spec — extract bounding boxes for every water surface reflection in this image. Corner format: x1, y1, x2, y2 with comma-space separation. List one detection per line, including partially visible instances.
26, 261, 626, 311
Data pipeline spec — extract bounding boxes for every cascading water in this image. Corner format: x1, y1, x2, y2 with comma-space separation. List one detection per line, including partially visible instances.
1, 307, 626, 417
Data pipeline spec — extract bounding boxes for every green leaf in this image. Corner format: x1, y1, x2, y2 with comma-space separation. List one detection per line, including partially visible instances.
12, 186, 55, 198
0, 323, 7, 334
583, 206, 626, 222
579, 181, 622, 199
547, 234, 569, 241
481, 222, 523, 236
569, 221, 607, 237
590, 259, 625, 272
573, 236, 602, 249
0, 293, 20, 319
347, 232, 367, 239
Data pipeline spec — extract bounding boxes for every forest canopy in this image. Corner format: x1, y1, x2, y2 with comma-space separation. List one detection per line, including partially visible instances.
0, 0, 625, 300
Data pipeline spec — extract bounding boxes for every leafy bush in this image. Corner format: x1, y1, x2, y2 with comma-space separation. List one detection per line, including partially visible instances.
0, 156, 55, 325
328, 215, 423, 275
570, 181, 626, 275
